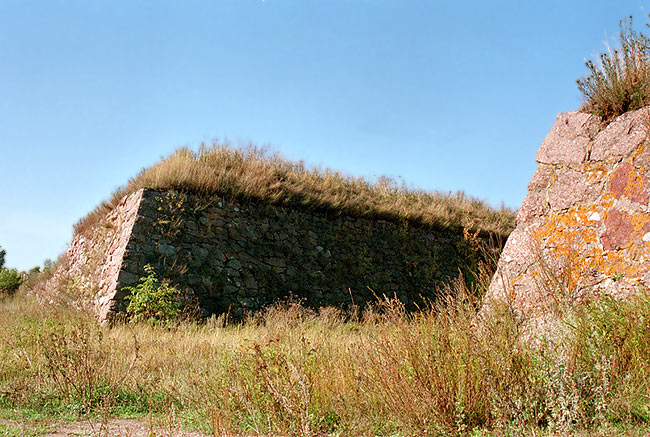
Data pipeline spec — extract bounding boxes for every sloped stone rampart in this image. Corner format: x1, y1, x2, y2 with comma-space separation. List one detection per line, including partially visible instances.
486, 106, 650, 322
48, 188, 494, 322
40, 190, 143, 318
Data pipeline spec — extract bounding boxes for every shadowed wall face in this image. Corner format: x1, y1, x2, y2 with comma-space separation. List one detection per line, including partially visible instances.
111, 189, 484, 319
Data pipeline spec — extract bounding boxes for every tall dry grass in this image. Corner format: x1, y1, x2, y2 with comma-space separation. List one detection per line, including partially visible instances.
2, 268, 650, 435
74, 144, 515, 239
578, 16, 650, 122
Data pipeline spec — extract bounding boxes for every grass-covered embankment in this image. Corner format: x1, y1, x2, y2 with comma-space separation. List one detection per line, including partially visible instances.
75, 145, 515, 239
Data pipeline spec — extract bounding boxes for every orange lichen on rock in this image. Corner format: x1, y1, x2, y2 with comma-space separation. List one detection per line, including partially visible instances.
531, 207, 601, 291
583, 161, 611, 184
531, 201, 650, 291
608, 162, 650, 204
486, 107, 650, 326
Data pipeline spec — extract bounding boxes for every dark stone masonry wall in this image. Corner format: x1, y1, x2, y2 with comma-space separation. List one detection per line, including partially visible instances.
110, 189, 485, 319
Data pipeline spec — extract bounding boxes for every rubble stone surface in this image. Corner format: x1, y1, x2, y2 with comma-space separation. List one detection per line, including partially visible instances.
45, 188, 491, 322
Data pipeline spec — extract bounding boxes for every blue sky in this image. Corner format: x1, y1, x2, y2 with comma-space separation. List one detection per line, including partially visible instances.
1, 0, 648, 270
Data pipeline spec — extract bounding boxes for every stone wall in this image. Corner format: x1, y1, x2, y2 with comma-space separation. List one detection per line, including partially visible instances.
486, 107, 650, 324
114, 189, 488, 320
40, 190, 144, 319
47, 188, 494, 322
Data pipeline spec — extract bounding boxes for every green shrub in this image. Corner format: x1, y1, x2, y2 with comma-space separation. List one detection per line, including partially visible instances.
0, 268, 21, 295
578, 16, 650, 122
122, 264, 182, 325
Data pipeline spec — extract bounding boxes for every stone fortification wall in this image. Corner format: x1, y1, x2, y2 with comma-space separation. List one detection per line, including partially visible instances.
103, 189, 485, 321
39, 190, 144, 319
486, 106, 650, 323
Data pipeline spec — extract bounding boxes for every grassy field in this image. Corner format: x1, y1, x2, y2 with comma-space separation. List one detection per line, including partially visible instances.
2, 263, 650, 436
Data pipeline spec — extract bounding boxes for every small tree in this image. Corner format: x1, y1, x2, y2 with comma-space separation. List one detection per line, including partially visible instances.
123, 264, 182, 325
0, 246, 21, 296
0, 268, 21, 295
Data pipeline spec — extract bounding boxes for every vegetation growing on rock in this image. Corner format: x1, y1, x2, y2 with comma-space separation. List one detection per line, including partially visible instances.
578, 16, 650, 122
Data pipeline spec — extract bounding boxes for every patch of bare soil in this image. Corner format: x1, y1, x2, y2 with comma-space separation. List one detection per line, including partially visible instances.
2, 418, 211, 436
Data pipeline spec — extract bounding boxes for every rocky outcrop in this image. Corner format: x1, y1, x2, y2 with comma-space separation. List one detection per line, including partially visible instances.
48, 188, 494, 322
486, 106, 650, 322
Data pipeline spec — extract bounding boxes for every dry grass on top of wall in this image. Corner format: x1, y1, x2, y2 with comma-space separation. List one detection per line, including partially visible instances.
75, 144, 515, 238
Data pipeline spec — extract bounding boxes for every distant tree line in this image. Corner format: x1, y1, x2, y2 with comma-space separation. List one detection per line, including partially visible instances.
0, 245, 50, 297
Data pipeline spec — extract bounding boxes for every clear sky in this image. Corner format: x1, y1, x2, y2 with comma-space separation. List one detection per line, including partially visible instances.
1, 0, 648, 270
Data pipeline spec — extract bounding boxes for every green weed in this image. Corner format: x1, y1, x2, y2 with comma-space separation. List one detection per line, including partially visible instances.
123, 264, 182, 326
